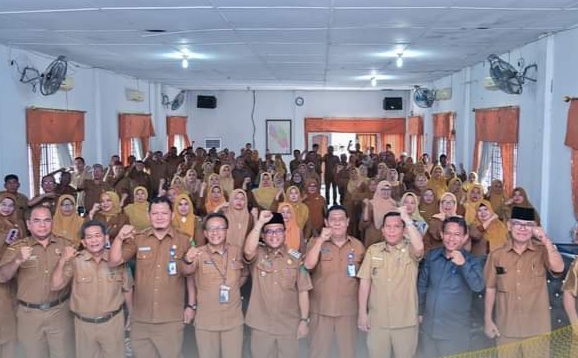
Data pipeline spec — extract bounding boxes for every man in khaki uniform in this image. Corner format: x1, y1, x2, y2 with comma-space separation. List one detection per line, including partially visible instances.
51, 220, 132, 358
0, 205, 74, 358
304, 205, 365, 358
182, 212, 248, 358
80, 164, 114, 212
71, 157, 93, 209
109, 196, 195, 358
357, 209, 424, 358
244, 211, 312, 358
1, 174, 29, 223
484, 206, 564, 358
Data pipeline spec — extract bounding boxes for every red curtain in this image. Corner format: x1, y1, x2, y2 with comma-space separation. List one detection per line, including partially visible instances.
432, 112, 454, 161
166, 116, 190, 149
381, 134, 404, 156
473, 106, 519, 194
304, 117, 405, 149
407, 116, 424, 158
312, 135, 328, 156
26, 108, 85, 195
357, 134, 377, 154
565, 100, 578, 219
119, 113, 155, 164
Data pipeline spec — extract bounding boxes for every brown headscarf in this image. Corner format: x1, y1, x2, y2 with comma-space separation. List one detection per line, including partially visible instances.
172, 193, 197, 239
370, 180, 398, 229
277, 202, 301, 251
123, 186, 149, 231
224, 189, 251, 248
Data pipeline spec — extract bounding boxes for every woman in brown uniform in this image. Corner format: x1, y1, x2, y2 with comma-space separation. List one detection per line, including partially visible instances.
485, 179, 507, 218
0, 193, 21, 358
468, 200, 508, 256
123, 186, 150, 231
52, 194, 84, 248
302, 179, 326, 239
214, 188, 255, 248
360, 180, 397, 247
250, 172, 278, 210
387, 168, 406, 202
418, 187, 438, 223
277, 202, 306, 253
88, 191, 129, 242
499, 186, 541, 224
342, 167, 369, 237
219, 164, 235, 199
463, 183, 485, 225
427, 165, 448, 199
423, 192, 459, 253
201, 185, 227, 216
171, 193, 202, 245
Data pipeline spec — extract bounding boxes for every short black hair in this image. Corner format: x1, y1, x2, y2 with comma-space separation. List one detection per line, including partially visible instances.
326, 205, 348, 219
149, 196, 173, 212
25, 205, 52, 220
381, 211, 405, 228
74, 157, 85, 163
80, 220, 107, 238
442, 216, 468, 235
203, 212, 229, 229
4, 174, 19, 183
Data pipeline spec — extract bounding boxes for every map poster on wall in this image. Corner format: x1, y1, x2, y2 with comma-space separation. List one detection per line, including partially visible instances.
266, 119, 292, 155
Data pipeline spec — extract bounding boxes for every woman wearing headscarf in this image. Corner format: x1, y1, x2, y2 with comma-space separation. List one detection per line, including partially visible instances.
201, 185, 227, 215
183, 169, 201, 198
418, 187, 438, 223
427, 165, 449, 199
219, 164, 235, 198
468, 200, 508, 256
52, 194, 84, 248
343, 167, 369, 237
411, 173, 430, 198
462, 171, 480, 194
423, 192, 459, 253
387, 168, 406, 202
302, 179, 326, 239
201, 161, 215, 182
274, 154, 287, 177
360, 180, 398, 247
499, 186, 541, 224
123, 186, 150, 231
448, 177, 467, 209
277, 202, 306, 253
88, 191, 129, 242
289, 171, 305, 193
485, 179, 507, 216
400, 192, 428, 236
249, 172, 278, 210
272, 186, 310, 231
171, 193, 202, 245
463, 183, 485, 225
375, 162, 388, 181
210, 189, 255, 248
0, 193, 20, 358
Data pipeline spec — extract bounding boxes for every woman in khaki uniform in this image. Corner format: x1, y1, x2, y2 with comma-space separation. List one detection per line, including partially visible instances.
427, 165, 448, 199
342, 167, 369, 237
485, 179, 507, 216
52, 194, 84, 248
359, 180, 397, 248
88, 191, 129, 242
463, 183, 485, 225
423, 192, 459, 254
219, 165, 235, 199
302, 180, 326, 239
499, 186, 541, 224
418, 187, 438, 223
172, 193, 202, 245
0, 193, 22, 358
276, 202, 306, 254
123, 186, 150, 231
468, 200, 508, 256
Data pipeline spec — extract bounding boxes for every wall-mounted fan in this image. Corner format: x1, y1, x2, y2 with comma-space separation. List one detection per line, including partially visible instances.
12, 55, 68, 96
162, 90, 186, 110
487, 54, 537, 95
413, 86, 436, 108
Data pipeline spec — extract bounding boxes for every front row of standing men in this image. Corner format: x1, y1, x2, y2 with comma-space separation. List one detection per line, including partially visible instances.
0, 196, 574, 358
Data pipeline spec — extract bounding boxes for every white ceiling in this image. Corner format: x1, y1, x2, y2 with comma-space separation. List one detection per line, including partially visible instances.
2, 0, 578, 90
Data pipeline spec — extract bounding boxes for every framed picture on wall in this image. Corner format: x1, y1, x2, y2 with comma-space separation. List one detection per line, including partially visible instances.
266, 119, 292, 155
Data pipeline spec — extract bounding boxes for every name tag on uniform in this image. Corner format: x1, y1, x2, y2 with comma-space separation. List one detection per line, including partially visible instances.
347, 264, 357, 277
167, 261, 177, 276
288, 249, 302, 260
219, 285, 230, 304
138, 246, 152, 252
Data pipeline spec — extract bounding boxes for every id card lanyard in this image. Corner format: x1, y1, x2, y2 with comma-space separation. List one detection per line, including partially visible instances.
167, 245, 178, 276
206, 247, 230, 304
347, 248, 357, 277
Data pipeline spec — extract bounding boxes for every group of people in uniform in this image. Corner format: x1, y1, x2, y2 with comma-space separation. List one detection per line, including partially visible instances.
0, 143, 576, 358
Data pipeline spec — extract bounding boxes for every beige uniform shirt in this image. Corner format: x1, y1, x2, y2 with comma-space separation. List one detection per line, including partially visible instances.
357, 240, 420, 328
484, 239, 552, 337
0, 235, 71, 304
64, 250, 132, 317
307, 236, 365, 317
121, 227, 191, 323
246, 245, 313, 335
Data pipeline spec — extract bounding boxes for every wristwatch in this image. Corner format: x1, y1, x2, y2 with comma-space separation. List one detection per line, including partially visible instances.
186, 303, 197, 311
300, 317, 310, 323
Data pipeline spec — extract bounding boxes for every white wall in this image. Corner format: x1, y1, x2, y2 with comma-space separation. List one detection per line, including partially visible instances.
0, 45, 186, 195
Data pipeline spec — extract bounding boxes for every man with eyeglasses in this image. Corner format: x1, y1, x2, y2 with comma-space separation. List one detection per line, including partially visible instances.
181, 212, 248, 358
51, 220, 132, 358
304, 205, 366, 358
109, 196, 195, 358
484, 206, 564, 358
0, 205, 74, 358
243, 210, 312, 358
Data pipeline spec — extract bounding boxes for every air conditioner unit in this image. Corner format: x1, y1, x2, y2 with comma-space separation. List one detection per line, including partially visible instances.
59, 76, 74, 91
126, 88, 145, 102
483, 76, 500, 91
434, 87, 452, 101
204, 138, 222, 150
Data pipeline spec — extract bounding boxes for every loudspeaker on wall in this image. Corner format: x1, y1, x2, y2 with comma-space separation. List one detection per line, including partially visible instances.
383, 97, 403, 111
197, 95, 217, 109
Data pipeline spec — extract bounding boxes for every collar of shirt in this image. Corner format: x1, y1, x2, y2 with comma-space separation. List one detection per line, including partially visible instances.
504, 236, 539, 253
145, 227, 175, 240
80, 249, 109, 262
264, 244, 288, 258
207, 242, 229, 255
382, 239, 408, 252
28, 235, 58, 247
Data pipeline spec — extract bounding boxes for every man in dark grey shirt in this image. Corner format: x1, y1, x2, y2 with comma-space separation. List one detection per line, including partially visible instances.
418, 216, 485, 357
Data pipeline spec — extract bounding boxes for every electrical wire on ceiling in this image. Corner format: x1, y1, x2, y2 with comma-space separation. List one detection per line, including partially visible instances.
251, 89, 256, 148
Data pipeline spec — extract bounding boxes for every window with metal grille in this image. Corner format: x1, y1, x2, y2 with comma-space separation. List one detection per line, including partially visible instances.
28, 143, 74, 194
480, 142, 518, 189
